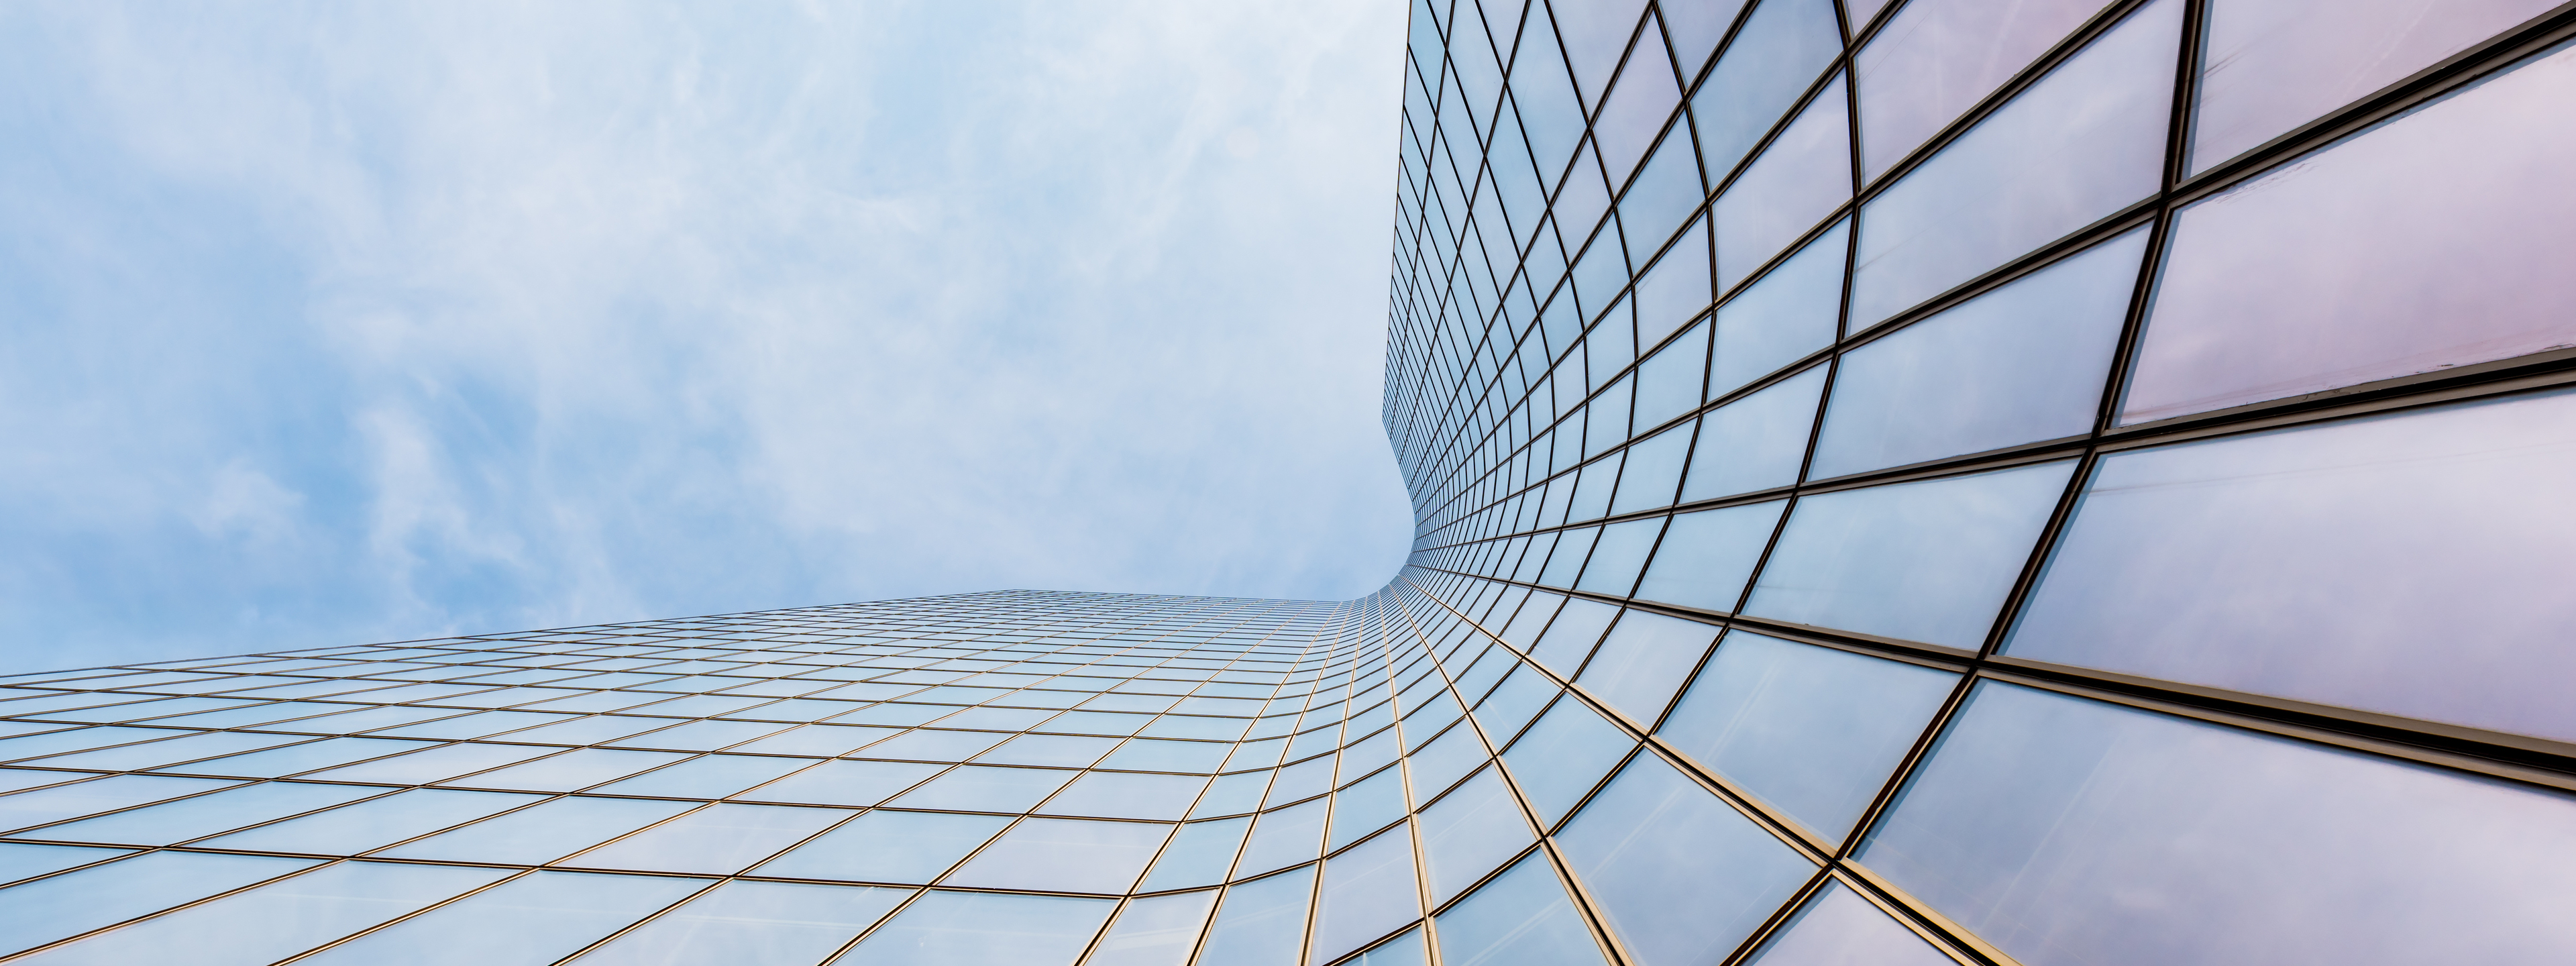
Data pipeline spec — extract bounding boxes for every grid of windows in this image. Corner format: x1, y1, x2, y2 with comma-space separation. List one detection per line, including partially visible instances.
1382, 0, 2576, 964
9, 2, 2576, 965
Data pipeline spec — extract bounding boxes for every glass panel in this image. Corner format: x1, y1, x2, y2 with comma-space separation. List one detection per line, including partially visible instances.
858, 729, 1010, 762
604, 719, 790, 751
1709, 224, 1845, 397
15, 861, 508, 966
1740, 881, 1955, 966
21, 780, 379, 845
0, 852, 319, 957
1678, 368, 1826, 501
1098, 739, 1232, 773
977, 734, 1122, 768
372, 710, 578, 739
378, 796, 698, 864
1415, 767, 1534, 904
592, 755, 810, 799
884, 765, 1075, 812
1812, 229, 2146, 478
2190, 0, 2558, 170
1574, 611, 1717, 726
1849, 0, 2178, 327
1554, 755, 1815, 966
1715, 76, 1851, 290
1536, 526, 1597, 587
753, 810, 1012, 884
1138, 817, 1252, 891
739, 759, 944, 807
202, 788, 545, 854
158, 737, 439, 777
1744, 461, 2075, 647
1234, 798, 1329, 877
1500, 698, 1635, 828
1630, 221, 1711, 348
443, 749, 692, 792
1527, 598, 1619, 675
943, 818, 1171, 894
1265, 753, 1337, 806
1432, 853, 1609, 966
1038, 771, 1208, 820
1607, 426, 1689, 515
1190, 771, 1273, 817
1467, 669, 1553, 749
1403, 724, 1489, 801
2127, 41, 2576, 423
1083, 890, 1218, 966
1193, 865, 1316, 966
2008, 390, 2576, 742
725, 724, 900, 757
1660, 632, 1956, 839
301, 742, 554, 785
1, 775, 239, 832
21, 731, 303, 771
1309, 826, 1423, 965
566, 880, 907, 966
292, 871, 710, 966
1859, 682, 2576, 966
1326, 766, 1407, 851
1631, 500, 1785, 612
1572, 518, 1660, 596
570, 803, 845, 874
1854, 0, 2116, 178
1693, 0, 1845, 178
0, 843, 131, 883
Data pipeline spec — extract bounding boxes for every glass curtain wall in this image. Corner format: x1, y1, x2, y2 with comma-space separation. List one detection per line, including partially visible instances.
9, 1, 2576, 965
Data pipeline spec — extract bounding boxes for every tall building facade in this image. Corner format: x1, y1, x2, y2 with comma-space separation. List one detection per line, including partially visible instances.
5, 1, 2575, 965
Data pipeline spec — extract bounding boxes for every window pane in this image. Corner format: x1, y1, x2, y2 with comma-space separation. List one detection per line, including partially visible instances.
2127, 40, 2576, 423
1813, 229, 2145, 479
739, 759, 943, 807
724, 724, 900, 757
0, 843, 131, 883
1326, 767, 1407, 851
1038, 771, 1207, 820
1854, 0, 2116, 178
1190, 771, 1272, 818
592, 755, 810, 799
1193, 865, 1316, 966
21, 780, 379, 845
1527, 598, 1619, 676
202, 788, 544, 855
976, 734, 1121, 768
23, 731, 303, 771
1678, 368, 1827, 502
1554, 755, 1814, 966
379, 796, 697, 865
1740, 881, 1954, 966
302, 742, 554, 785
158, 736, 439, 778
16, 861, 506, 966
1715, 76, 1851, 291
1862, 682, 2576, 965
1098, 739, 1232, 773
884, 765, 1075, 812
858, 729, 1010, 762
1234, 798, 1328, 877
1632, 501, 1782, 614
1709, 221, 1848, 398
1084, 890, 1218, 966
1138, 817, 1251, 892
1, 774, 239, 831
570, 803, 845, 875
1659, 633, 1956, 839
2008, 389, 2576, 742
566, 880, 906, 966
443, 749, 692, 793
753, 810, 1010, 884
1693, 0, 1844, 178
943, 818, 1171, 894
1416, 767, 1535, 905
2190, 0, 2558, 170
1850, 0, 2178, 327
0, 852, 319, 957
1572, 518, 1660, 597
293, 871, 710, 966
1608, 427, 1688, 514
1574, 611, 1718, 727
1745, 461, 2074, 647
1309, 826, 1424, 965
1433, 854, 1609, 966
605, 719, 792, 751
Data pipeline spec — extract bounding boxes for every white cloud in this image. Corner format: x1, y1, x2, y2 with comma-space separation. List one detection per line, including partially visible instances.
0, 0, 1414, 669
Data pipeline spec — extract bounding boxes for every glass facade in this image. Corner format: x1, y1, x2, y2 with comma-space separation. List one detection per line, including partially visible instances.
7, 1, 2576, 964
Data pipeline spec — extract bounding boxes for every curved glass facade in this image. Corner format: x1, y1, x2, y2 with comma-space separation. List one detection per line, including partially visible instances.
7, 2, 2576, 964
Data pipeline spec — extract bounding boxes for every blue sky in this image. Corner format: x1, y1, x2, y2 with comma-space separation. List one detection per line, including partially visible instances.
0, 1, 1415, 672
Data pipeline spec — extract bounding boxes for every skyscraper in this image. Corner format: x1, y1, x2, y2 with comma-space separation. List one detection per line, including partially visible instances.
6, 1, 2575, 965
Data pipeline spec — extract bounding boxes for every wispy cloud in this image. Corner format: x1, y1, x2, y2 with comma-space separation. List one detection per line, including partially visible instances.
0, 0, 1413, 670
